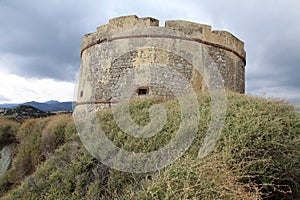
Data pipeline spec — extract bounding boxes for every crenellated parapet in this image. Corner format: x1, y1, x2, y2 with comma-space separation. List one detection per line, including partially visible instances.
81, 15, 245, 64
81, 15, 159, 55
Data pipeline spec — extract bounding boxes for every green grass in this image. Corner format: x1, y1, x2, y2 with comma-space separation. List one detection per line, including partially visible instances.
0, 92, 299, 199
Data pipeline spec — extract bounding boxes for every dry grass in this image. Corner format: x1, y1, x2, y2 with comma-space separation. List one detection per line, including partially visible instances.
0, 92, 299, 199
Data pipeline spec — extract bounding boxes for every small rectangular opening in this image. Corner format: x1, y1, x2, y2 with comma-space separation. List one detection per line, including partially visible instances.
138, 89, 147, 95
137, 87, 149, 96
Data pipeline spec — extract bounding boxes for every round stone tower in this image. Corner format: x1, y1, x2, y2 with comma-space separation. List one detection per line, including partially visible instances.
76, 15, 246, 108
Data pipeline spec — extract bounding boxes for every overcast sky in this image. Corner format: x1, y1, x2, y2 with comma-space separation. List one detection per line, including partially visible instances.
0, 0, 299, 106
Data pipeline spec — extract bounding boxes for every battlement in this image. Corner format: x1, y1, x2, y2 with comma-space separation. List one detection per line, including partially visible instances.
108, 15, 159, 28
81, 15, 245, 62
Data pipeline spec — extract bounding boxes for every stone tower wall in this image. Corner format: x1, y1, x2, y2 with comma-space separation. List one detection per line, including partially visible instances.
76, 15, 246, 106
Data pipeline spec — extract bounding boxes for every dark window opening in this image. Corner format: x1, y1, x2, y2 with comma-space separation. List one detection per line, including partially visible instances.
137, 87, 149, 96
80, 91, 83, 97
138, 89, 147, 95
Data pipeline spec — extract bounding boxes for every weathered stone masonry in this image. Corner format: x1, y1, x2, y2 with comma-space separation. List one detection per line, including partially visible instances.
76, 15, 246, 107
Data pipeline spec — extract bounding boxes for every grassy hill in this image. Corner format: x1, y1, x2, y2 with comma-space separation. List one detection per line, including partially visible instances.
0, 92, 299, 199
1, 105, 54, 120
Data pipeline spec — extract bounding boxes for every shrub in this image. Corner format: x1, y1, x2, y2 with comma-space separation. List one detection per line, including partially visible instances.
14, 118, 50, 179
41, 115, 73, 157
0, 120, 19, 149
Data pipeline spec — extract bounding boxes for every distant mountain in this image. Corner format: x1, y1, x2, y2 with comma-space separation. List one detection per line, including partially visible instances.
44, 100, 60, 104
23, 101, 73, 112
2, 105, 54, 119
0, 101, 73, 112
0, 103, 19, 109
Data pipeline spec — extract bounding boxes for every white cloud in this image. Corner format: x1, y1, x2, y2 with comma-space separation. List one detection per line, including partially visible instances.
0, 71, 74, 103
248, 85, 300, 107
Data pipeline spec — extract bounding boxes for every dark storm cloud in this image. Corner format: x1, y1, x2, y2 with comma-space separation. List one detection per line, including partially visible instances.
115, 0, 300, 101
0, 0, 299, 103
203, 0, 300, 101
0, 0, 109, 81
261, 38, 300, 88
245, 42, 300, 100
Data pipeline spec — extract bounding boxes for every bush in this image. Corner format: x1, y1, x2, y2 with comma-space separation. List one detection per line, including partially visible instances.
41, 115, 73, 157
218, 94, 300, 199
14, 118, 50, 179
0, 115, 76, 198
0, 120, 19, 149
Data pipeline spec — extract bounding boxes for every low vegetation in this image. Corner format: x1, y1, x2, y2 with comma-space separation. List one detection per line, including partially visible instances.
0, 92, 299, 199
0, 105, 54, 121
